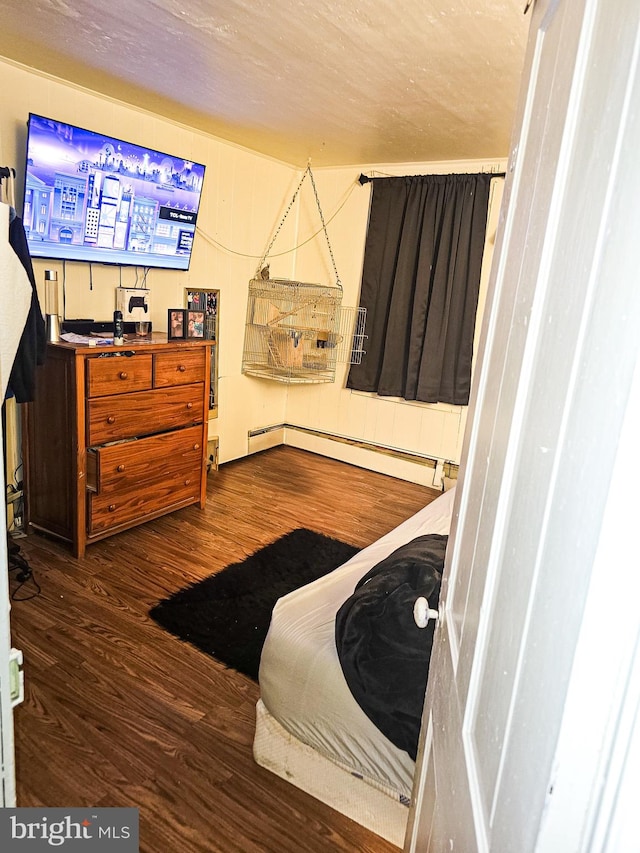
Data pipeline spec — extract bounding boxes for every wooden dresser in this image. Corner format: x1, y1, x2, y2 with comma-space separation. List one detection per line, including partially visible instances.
24, 336, 213, 557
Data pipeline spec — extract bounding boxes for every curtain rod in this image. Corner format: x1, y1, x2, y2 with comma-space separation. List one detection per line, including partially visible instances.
358, 171, 506, 184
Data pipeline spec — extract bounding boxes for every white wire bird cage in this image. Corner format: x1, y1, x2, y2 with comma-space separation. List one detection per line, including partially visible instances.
241, 166, 366, 384
243, 278, 364, 383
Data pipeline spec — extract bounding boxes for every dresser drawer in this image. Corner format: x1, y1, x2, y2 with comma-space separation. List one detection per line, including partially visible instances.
154, 349, 206, 387
86, 425, 204, 493
88, 456, 202, 534
87, 427, 203, 534
87, 384, 204, 445
86, 354, 153, 397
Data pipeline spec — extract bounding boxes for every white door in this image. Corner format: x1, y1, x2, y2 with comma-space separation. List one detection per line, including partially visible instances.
0, 472, 18, 806
0, 200, 32, 806
407, 0, 640, 850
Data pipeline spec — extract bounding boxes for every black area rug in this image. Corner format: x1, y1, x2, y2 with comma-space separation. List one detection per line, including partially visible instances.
149, 529, 358, 681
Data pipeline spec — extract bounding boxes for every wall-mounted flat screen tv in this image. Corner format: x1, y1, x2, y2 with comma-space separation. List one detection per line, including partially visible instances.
22, 113, 206, 271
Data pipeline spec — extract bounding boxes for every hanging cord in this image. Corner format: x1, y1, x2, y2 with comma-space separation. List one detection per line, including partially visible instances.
255, 164, 342, 290
307, 165, 341, 291
197, 179, 356, 262
62, 260, 67, 320
256, 168, 309, 275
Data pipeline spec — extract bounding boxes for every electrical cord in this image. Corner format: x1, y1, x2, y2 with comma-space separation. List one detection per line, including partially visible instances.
196, 178, 357, 261
7, 539, 41, 601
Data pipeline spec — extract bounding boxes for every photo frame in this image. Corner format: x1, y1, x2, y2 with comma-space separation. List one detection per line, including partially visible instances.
185, 288, 219, 415
186, 310, 205, 339
186, 289, 218, 341
168, 309, 186, 340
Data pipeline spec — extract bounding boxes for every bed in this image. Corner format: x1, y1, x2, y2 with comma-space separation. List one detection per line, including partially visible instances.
254, 486, 455, 847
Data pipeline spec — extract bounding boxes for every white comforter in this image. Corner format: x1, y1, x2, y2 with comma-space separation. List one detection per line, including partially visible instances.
258, 486, 455, 798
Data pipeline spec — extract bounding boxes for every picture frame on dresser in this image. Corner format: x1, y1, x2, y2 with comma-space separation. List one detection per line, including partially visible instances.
185, 289, 218, 341
186, 310, 205, 339
185, 288, 219, 415
168, 309, 186, 339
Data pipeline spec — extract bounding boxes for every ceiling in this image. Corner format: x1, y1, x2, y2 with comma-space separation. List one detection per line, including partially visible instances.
0, 0, 529, 168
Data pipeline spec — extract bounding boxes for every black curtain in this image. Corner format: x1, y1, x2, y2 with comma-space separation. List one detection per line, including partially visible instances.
347, 173, 492, 406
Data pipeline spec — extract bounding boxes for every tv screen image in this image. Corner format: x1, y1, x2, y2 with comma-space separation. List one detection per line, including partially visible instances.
22, 113, 206, 271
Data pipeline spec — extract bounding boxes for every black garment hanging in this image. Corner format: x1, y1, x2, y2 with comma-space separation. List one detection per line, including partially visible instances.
4, 198, 47, 403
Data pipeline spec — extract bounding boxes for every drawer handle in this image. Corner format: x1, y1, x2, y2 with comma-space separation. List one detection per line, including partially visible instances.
107, 416, 116, 424
184, 479, 191, 486
193, 443, 200, 451
119, 371, 128, 380
108, 504, 116, 513
117, 464, 125, 473
186, 402, 193, 410
178, 365, 187, 372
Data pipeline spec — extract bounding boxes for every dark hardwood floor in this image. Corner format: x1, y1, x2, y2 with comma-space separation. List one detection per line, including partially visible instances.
9, 446, 439, 853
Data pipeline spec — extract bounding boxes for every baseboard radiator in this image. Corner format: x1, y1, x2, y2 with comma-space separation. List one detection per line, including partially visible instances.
247, 423, 458, 489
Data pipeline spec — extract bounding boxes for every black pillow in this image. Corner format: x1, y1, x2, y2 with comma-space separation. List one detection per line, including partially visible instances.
335, 534, 448, 760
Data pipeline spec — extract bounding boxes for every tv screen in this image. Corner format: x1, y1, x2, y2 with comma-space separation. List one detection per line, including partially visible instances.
22, 113, 206, 271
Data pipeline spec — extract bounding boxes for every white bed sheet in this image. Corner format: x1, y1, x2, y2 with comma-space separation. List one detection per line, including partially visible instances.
258, 486, 455, 799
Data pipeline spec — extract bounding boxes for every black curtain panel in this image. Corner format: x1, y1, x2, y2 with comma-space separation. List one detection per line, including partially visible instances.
347, 173, 493, 406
